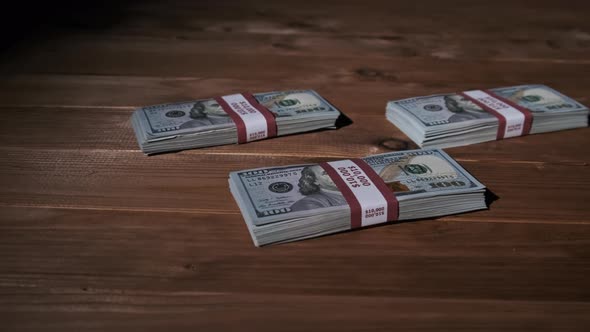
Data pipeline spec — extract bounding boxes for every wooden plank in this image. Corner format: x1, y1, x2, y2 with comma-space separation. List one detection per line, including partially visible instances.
0, 105, 588, 164
0, 72, 588, 108
1, 293, 590, 331
1, 207, 589, 302
4, 28, 590, 69
125, 0, 590, 28
3, 38, 590, 77
10, 1, 590, 52
0, 150, 588, 223
2, 293, 589, 331
112, 0, 590, 36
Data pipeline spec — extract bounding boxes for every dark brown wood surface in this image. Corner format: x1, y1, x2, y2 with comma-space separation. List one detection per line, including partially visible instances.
1, 1, 589, 330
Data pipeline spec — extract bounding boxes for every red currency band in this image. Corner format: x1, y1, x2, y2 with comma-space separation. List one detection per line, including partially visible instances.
458, 91, 533, 140
484, 90, 533, 136
319, 158, 399, 229
319, 161, 362, 228
214, 93, 277, 144
458, 91, 506, 140
214, 95, 247, 143
352, 158, 399, 224
242, 93, 278, 138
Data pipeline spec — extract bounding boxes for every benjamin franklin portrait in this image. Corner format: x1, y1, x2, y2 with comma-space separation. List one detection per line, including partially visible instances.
444, 94, 490, 122
179, 99, 233, 129
290, 165, 347, 212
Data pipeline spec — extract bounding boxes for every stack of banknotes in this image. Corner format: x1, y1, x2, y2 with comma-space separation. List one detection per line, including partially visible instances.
229, 148, 486, 246
386, 84, 589, 148
131, 89, 342, 154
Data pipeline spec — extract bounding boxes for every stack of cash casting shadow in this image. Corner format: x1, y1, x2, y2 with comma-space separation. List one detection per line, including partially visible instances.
131, 84, 588, 246
386, 84, 589, 148
229, 149, 486, 246
131, 89, 342, 154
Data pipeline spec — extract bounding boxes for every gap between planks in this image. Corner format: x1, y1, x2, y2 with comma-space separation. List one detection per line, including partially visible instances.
3, 286, 590, 307
0, 146, 588, 166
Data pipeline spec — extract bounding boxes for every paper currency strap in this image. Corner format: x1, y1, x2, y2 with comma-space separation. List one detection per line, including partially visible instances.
458, 90, 533, 139
319, 159, 399, 229
214, 93, 277, 143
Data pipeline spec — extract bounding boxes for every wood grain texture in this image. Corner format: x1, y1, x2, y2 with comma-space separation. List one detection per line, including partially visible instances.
1, 0, 589, 330
0, 150, 589, 224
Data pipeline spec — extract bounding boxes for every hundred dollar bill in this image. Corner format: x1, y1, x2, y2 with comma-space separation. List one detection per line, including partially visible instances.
229, 149, 487, 246
131, 89, 344, 154
386, 84, 588, 148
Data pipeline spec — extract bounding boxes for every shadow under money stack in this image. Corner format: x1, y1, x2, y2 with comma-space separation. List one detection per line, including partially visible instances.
229, 149, 487, 246
386, 85, 589, 149
131, 90, 342, 154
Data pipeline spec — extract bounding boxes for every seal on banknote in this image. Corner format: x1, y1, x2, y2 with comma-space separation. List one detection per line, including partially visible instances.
268, 182, 293, 194
423, 104, 443, 112
165, 110, 186, 118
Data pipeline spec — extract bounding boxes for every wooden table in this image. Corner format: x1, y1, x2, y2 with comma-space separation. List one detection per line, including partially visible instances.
1, 1, 589, 330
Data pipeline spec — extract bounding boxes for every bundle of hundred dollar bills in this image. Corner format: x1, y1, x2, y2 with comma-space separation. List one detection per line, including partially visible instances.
131, 89, 343, 154
229, 148, 487, 246
386, 84, 588, 148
